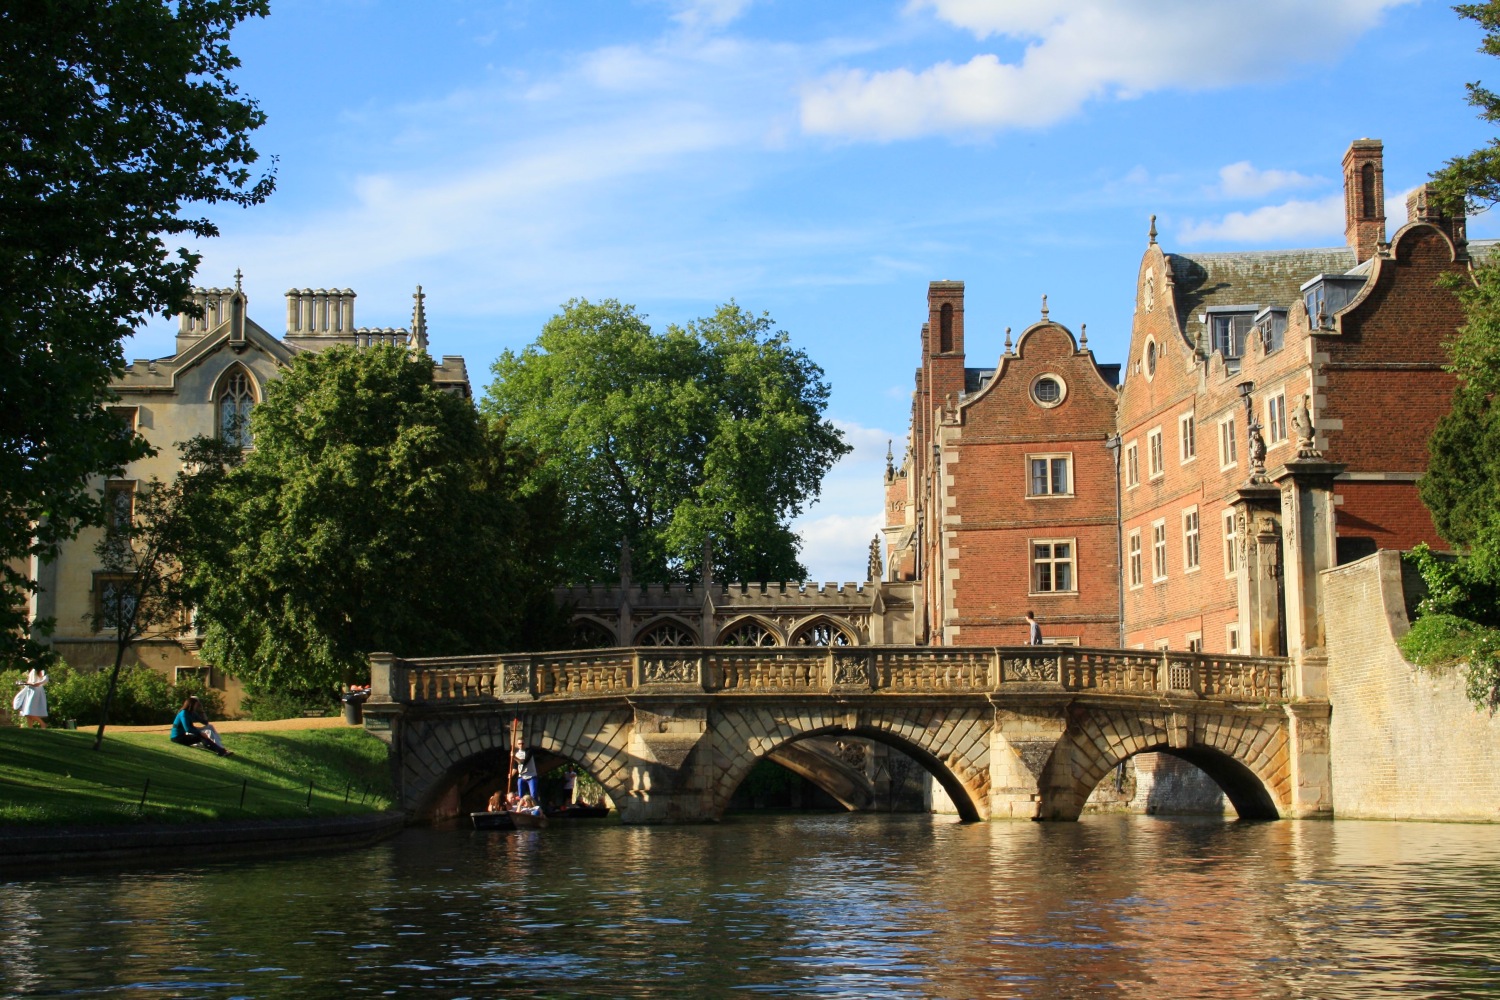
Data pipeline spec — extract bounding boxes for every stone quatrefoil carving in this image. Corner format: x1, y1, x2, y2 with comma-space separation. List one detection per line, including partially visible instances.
833, 655, 870, 687
502, 663, 529, 694
643, 657, 696, 684
1005, 655, 1057, 683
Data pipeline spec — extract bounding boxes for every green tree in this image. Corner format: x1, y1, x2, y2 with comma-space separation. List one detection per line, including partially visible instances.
88, 436, 240, 748
483, 300, 849, 585
0, 0, 274, 669
1433, 2, 1500, 211
186, 345, 567, 698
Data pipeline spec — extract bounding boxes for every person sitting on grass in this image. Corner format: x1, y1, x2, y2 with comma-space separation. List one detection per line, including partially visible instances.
170, 696, 231, 757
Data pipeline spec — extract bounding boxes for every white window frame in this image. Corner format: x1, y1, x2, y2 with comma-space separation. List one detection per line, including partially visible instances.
1226, 623, 1242, 654
1029, 538, 1078, 595
1151, 519, 1168, 583
1041, 636, 1080, 646
1127, 529, 1143, 589
1153, 638, 1171, 652
1218, 414, 1237, 470
1147, 427, 1164, 480
1222, 510, 1238, 578
1266, 393, 1288, 446
1026, 453, 1074, 498
1185, 632, 1203, 653
1182, 506, 1200, 573
1179, 413, 1196, 464
1124, 441, 1140, 489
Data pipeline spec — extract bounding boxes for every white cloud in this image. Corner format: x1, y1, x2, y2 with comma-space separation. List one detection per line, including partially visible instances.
1178, 194, 1343, 244
670, 0, 754, 32
803, 0, 1414, 140
792, 419, 896, 582
1218, 161, 1318, 198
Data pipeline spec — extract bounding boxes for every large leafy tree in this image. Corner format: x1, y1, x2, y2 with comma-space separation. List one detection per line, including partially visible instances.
185, 346, 567, 698
0, 0, 274, 667
482, 299, 850, 585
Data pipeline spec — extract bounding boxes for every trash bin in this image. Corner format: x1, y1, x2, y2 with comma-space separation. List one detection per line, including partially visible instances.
341, 689, 370, 725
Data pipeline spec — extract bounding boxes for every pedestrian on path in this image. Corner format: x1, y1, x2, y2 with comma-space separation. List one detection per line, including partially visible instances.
1025, 611, 1043, 645
12, 667, 48, 728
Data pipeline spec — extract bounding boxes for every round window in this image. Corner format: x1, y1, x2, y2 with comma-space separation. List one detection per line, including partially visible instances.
1145, 338, 1158, 379
1030, 374, 1067, 408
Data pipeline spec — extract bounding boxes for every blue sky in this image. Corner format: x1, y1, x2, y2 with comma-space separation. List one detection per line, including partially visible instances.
128, 0, 1500, 582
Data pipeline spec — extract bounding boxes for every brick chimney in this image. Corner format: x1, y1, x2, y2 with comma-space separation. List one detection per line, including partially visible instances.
1406, 183, 1468, 256
1343, 139, 1386, 264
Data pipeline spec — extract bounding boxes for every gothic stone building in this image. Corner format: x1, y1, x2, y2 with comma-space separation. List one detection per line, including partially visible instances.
30, 279, 469, 712
890, 139, 1480, 655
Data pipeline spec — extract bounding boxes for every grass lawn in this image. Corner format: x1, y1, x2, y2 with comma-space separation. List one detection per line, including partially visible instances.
0, 727, 395, 827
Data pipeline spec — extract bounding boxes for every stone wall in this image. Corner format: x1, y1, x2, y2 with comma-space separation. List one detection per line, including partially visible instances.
1323, 550, 1500, 820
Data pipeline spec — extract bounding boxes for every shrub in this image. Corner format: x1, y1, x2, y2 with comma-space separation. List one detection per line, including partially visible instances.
240, 687, 336, 722
4, 661, 224, 726
1398, 613, 1500, 713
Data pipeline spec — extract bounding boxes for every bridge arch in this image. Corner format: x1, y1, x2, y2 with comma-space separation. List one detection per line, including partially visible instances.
1038, 708, 1288, 821
703, 704, 989, 822
399, 707, 639, 819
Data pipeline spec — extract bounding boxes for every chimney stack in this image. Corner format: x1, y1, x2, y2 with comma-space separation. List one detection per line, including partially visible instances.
1343, 139, 1386, 264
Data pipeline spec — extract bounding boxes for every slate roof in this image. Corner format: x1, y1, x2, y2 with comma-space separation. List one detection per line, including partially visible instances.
1168, 247, 1357, 350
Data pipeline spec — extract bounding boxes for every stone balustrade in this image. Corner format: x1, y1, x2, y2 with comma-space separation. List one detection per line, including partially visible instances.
368, 645, 1292, 707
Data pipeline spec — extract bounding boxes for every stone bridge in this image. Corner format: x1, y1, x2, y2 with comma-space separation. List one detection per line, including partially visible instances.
363, 645, 1330, 823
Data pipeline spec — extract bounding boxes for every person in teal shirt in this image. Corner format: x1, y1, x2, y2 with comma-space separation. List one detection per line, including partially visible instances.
170, 695, 231, 757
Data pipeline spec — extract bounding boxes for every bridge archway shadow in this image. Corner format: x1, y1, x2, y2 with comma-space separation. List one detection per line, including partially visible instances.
712, 725, 984, 823
415, 745, 621, 823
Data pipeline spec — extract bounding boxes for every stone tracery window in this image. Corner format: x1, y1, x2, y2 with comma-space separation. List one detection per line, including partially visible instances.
791, 620, 853, 647
217, 367, 256, 449
720, 619, 778, 646
636, 619, 697, 646
571, 620, 615, 649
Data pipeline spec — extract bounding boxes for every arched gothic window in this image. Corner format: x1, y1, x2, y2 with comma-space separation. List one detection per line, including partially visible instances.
217, 367, 256, 449
571, 620, 616, 649
636, 619, 697, 646
791, 619, 854, 647
720, 619, 778, 646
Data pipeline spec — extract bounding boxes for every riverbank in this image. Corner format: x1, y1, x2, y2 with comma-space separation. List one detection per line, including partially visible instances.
0, 722, 394, 826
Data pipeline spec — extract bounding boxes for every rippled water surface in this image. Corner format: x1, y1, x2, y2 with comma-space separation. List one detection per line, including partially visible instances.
4, 815, 1500, 998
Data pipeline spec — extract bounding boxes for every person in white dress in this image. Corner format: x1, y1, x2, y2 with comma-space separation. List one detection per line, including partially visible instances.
14, 667, 48, 728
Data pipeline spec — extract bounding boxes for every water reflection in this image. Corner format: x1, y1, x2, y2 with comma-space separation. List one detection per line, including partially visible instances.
2, 815, 1499, 998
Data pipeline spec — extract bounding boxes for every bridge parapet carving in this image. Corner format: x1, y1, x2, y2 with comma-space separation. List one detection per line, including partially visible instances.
371, 645, 1291, 707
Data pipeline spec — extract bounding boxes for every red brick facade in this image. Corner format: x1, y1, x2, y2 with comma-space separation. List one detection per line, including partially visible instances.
890, 140, 1478, 654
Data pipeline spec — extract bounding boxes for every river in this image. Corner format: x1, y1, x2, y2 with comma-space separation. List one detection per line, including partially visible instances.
2, 814, 1498, 998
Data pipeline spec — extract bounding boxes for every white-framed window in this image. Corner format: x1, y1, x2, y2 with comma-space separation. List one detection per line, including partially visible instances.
1027, 453, 1073, 497
1182, 507, 1200, 572
1222, 510, 1238, 577
1179, 413, 1196, 464
1227, 623, 1242, 653
1266, 393, 1288, 446
1041, 636, 1080, 646
1153, 638, 1171, 652
1147, 427, 1164, 480
1031, 374, 1067, 408
1151, 519, 1168, 582
1128, 529, 1143, 589
1218, 415, 1237, 470
1125, 441, 1140, 489
1030, 539, 1076, 594
1186, 632, 1203, 652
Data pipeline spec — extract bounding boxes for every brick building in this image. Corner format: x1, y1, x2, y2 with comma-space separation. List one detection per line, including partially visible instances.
884, 282, 1121, 646
890, 139, 1480, 655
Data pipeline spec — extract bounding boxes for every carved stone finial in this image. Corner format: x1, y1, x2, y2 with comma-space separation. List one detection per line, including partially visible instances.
867, 535, 883, 582
1040, 294, 1049, 320
409, 285, 429, 356
1080, 322, 1088, 348
1148, 214, 1158, 245
885, 439, 894, 481
1293, 393, 1322, 458
1004, 326, 1012, 352
234, 268, 244, 293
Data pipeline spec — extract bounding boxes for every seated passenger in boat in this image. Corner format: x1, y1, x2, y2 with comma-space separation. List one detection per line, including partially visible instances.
516, 794, 543, 816
487, 790, 505, 812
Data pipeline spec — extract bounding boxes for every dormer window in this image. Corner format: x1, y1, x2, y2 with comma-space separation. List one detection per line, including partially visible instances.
1301, 274, 1367, 329
1206, 306, 1256, 371
1255, 307, 1287, 354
